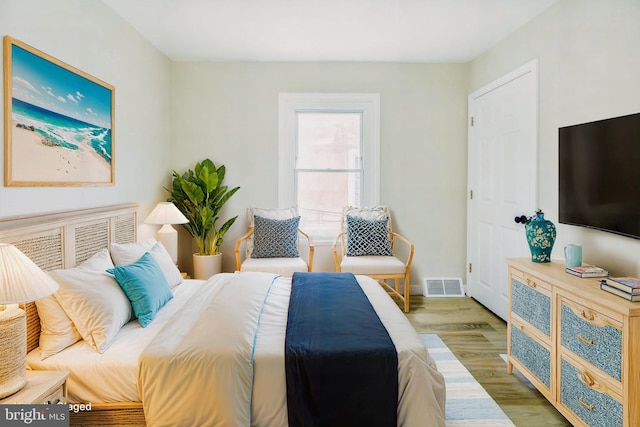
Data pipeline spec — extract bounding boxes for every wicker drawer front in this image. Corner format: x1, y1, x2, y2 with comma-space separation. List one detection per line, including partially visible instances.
560, 303, 622, 381
560, 358, 622, 427
511, 277, 551, 336
511, 325, 551, 389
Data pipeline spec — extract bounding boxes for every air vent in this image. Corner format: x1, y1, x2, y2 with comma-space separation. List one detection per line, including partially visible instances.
422, 278, 465, 297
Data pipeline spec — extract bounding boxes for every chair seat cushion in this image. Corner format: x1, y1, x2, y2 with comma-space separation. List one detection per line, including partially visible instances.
240, 257, 308, 277
340, 255, 406, 275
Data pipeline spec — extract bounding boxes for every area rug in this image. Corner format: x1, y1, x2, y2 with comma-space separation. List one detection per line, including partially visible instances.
420, 334, 515, 427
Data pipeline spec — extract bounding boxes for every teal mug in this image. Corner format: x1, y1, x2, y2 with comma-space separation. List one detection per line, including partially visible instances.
564, 244, 582, 268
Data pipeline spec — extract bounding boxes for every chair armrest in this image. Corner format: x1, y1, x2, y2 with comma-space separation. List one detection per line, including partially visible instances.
390, 231, 414, 268
332, 232, 345, 272
234, 228, 254, 271
297, 228, 315, 272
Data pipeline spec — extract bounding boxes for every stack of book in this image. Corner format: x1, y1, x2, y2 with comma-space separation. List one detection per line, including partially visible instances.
600, 277, 640, 301
565, 264, 609, 278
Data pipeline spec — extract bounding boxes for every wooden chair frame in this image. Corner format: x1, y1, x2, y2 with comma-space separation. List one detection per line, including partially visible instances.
234, 227, 314, 272
332, 207, 414, 312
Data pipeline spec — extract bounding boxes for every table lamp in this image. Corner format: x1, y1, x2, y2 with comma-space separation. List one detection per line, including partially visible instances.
144, 202, 189, 264
0, 243, 59, 398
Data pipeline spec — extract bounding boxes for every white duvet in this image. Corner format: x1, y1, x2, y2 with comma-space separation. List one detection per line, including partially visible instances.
28, 272, 446, 427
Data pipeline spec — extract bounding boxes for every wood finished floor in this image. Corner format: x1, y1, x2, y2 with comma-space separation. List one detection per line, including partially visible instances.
405, 295, 572, 427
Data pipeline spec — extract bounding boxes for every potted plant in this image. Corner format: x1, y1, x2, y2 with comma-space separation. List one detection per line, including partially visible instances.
167, 158, 240, 279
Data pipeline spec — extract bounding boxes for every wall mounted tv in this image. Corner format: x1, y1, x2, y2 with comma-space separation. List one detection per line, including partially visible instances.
559, 112, 640, 239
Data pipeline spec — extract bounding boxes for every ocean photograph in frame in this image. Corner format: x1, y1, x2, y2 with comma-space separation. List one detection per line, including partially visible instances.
3, 36, 115, 186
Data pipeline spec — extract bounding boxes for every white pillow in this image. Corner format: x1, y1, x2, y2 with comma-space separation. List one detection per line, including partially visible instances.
49, 249, 132, 353
35, 294, 82, 359
110, 239, 183, 288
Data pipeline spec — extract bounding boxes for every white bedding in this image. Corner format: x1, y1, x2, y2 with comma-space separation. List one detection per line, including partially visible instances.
27, 277, 209, 403
28, 272, 446, 426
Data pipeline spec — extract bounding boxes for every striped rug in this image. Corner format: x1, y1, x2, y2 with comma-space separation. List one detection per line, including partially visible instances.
420, 334, 515, 427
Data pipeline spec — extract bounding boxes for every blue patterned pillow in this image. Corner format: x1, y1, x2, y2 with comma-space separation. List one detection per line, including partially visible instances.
346, 215, 392, 256
251, 215, 300, 258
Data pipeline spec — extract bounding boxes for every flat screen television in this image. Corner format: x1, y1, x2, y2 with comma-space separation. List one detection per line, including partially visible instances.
559, 112, 640, 239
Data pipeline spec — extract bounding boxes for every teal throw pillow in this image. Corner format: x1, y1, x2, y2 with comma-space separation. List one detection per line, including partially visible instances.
346, 215, 393, 256
107, 251, 173, 327
251, 215, 300, 258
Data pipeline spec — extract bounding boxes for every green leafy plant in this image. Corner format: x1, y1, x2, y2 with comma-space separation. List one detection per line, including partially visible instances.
167, 159, 240, 255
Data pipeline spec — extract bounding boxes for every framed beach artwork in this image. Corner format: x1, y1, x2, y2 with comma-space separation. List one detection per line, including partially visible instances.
3, 36, 115, 186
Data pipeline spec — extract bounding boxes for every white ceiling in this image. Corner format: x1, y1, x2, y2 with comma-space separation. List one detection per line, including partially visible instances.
101, 0, 559, 63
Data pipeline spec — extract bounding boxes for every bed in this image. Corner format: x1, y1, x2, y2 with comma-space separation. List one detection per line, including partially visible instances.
0, 204, 446, 427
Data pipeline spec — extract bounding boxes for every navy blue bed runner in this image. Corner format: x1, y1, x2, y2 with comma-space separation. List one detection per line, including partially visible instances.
285, 272, 398, 427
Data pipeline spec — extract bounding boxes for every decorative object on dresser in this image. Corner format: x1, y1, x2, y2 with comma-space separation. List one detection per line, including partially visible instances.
600, 282, 640, 302
514, 209, 556, 263
507, 258, 640, 427
564, 243, 582, 268
565, 264, 609, 278
167, 158, 240, 279
0, 243, 59, 398
143, 202, 189, 264
600, 277, 640, 302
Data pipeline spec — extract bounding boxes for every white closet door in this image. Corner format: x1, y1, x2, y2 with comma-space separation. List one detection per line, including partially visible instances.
466, 60, 538, 321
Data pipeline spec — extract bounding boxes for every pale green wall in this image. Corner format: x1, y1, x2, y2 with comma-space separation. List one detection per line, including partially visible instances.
0, 0, 173, 239
171, 62, 470, 277
470, 0, 640, 276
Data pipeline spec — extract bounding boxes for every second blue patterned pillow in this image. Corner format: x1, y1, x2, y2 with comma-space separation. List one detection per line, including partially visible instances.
346, 215, 393, 256
251, 215, 300, 258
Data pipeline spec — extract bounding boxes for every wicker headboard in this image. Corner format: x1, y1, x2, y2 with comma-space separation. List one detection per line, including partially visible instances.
0, 204, 138, 352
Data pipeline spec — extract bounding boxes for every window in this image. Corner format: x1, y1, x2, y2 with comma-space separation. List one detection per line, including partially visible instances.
279, 93, 380, 241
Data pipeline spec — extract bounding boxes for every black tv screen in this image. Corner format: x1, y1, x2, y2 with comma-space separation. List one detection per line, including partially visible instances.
559, 112, 640, 239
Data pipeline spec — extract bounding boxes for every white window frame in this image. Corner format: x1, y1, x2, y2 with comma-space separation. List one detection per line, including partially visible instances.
278, 93, 380, 241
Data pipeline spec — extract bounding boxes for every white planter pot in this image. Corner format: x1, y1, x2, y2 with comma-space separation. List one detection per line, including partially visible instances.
193, 253, 222, 280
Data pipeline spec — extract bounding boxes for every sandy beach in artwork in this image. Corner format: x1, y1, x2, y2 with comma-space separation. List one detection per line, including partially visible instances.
9, 120, 111, 184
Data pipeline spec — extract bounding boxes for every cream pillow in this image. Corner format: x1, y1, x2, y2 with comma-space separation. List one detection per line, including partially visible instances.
35, 294, 82, 359
110, 239, 183, 288
50, 249, 132, 353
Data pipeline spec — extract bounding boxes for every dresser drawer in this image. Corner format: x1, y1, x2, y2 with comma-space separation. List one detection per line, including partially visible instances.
511, 276, 551, 337
560, 300, 622, 382
510, 325, 551, 389
559, 358, 623, 427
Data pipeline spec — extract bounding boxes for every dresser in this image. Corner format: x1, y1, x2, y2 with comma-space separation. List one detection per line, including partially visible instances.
507, 259, 640, 427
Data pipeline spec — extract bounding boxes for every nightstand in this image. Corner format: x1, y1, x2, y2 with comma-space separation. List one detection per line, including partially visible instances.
0, 371, 69, 404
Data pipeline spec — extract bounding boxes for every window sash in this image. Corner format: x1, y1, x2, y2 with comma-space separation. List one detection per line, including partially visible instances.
279, 93, 380, 241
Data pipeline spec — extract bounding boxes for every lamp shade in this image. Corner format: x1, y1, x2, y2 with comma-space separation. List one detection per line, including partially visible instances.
144, 202, 189, 225
0, 243, 59, 304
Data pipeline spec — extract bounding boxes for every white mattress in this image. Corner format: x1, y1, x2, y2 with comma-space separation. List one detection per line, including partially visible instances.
27, 277, 210, 403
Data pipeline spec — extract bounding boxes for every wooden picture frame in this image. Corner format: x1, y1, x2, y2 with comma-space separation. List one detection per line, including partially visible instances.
3, 36, 115, 186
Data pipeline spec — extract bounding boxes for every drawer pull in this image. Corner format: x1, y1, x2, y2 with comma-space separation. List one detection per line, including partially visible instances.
526, 279, 537, 289
578, 334, 594, 345
580, 372, 595, 387
578, 396, 594, 411
581, 310, 595, 322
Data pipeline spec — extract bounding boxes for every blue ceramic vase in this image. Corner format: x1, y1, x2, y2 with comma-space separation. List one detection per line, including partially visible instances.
525, 212, 556, 263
